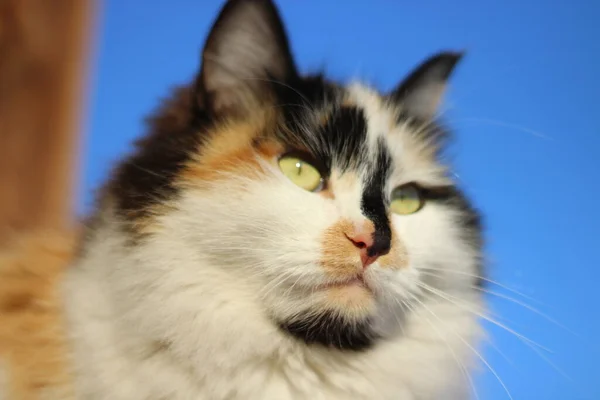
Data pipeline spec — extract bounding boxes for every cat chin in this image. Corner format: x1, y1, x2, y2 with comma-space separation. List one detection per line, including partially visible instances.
274, 281, 402, 351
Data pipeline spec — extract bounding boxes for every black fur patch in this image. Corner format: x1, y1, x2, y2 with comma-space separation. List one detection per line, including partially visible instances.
315, 106, 369, 172
361, 138, 393, 257
107, 86, 208, 232
273, 79, 372, 175
272, 78, 377, 176
280, 311, 377, 351
445, 188, 485, 286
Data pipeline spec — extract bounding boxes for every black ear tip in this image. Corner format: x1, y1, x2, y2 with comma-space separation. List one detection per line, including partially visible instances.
426, 50, 465, 80
446, 50, 466, 65
211, 0, 279, 27
434, 50, 465, 61
221, 0, 277, 10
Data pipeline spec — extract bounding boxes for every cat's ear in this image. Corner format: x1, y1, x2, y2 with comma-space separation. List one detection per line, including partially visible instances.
389, 52, 463, 120
197, 0, 297, 116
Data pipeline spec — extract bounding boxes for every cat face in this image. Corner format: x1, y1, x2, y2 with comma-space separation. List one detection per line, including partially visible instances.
107, 0, 483, 351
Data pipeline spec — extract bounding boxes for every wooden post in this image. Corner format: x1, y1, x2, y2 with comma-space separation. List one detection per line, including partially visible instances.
0, 0, 96, 243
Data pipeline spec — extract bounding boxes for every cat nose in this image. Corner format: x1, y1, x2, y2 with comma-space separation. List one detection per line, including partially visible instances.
346, 230, 390, 269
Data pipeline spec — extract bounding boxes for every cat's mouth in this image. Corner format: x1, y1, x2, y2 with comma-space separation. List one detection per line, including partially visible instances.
317, 275, 372, 292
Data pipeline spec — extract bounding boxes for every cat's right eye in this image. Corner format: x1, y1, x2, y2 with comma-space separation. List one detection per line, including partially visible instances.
390, 184, 424, 215
278, 155, 324, 192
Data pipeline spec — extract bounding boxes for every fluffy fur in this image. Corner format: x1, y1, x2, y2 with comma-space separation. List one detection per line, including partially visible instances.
0, 230, 77, 400
1, 1, 487, 399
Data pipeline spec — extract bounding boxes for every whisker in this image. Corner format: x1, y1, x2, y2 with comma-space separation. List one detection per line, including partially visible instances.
448, 117, 553, 141
419, 266, 544, 306
418, 271, 518, 370
420, 270, 521, 324
417, 282, 553, 353
473, 286, 580, 337
481, 333, 518, 371
407, 294, 512, 400
400, 297, 480, 400
259, 271, 297, 299
129, 162, 173, 179
388, 299, 407, 337
526, 340, 574, 384
282, 272, 308, 298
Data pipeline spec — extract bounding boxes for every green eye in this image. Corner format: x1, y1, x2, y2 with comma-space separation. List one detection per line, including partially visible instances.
278, 155, 323, 192
390, 184, 423, 215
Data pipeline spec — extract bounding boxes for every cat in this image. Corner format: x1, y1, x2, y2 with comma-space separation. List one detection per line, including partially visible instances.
0, 0, 486, 399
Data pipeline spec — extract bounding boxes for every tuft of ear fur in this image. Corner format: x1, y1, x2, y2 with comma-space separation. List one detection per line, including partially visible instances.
197, 0, 297, 116
390, 51, 463, 120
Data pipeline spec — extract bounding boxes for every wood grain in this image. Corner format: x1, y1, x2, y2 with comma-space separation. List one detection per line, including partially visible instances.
0, 0, 96, 243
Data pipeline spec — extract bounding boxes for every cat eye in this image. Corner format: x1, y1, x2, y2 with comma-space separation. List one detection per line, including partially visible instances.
278, 154, 324, 192
390, 184, 424, 215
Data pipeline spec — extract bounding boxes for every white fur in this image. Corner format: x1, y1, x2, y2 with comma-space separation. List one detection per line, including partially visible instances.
62, 83, 484, 400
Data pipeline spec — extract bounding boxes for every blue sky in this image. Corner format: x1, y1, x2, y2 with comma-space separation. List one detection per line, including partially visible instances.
81, 1, 600, 398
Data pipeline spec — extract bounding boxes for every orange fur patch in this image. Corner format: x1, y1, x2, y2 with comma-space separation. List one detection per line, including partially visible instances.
0, 229, 78, 400
180, 113, 284, 187
377, 228, 409, 270
138, 112, 289, 236
318, 186, 335, 200
320, 219, 363, 279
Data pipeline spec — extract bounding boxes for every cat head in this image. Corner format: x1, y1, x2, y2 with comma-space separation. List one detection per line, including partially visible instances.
106, 0, 483, 351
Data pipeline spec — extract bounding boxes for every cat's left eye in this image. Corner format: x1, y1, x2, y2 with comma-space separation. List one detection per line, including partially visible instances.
390, 184, 424, 215
278, 155, 324, 192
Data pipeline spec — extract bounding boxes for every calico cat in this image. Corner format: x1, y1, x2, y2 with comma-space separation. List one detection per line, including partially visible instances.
0, 0, 486, 399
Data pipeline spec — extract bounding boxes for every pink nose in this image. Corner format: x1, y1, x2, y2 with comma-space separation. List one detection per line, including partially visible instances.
346, 232, 382, 269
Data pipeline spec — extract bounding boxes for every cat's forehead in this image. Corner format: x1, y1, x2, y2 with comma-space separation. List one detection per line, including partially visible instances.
278, 81, 451, 186
348, 83, 451, 185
